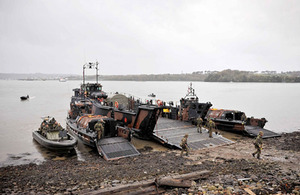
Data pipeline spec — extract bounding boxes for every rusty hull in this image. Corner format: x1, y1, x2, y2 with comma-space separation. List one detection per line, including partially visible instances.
206, 108, 279, 138
207, 108, 267, 131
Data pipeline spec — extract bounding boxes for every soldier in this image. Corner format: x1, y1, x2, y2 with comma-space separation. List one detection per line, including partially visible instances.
53, 121, 58, 130
55, 123, 63, 131
49, 117, 56, 129
252, 131, 263, 159
180, 134, 189, 157
241, 113, 247, 122
208, 119, 215, 138
39, 120, 47, 131
94, 119, 105, 140
196, 117, 203, 133
205, 117, 210, 128
42, 124, 49, 136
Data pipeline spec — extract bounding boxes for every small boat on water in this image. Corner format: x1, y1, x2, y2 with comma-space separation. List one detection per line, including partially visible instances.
59, 78, 67, 82
148, 93, 156, 98
33, 117, 77, 151
20, 95, 29, 100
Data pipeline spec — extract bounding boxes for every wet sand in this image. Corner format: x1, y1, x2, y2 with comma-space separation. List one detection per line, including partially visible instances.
0, 131, 300, 194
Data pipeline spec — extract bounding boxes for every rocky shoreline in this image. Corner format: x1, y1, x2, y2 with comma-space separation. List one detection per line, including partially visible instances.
1, 131, 300, 194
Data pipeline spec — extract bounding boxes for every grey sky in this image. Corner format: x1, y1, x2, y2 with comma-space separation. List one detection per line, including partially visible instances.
0, 0, 299, 75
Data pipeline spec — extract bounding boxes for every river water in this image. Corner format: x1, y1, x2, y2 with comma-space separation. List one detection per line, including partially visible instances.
0, 80, 299, 167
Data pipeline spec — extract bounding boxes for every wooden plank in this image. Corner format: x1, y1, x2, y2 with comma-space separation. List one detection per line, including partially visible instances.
86, 180, 154, 195
86, 170, 210, 195
156, 170, 210, 188
157, 178, 192, 188
163, 170, 211, 181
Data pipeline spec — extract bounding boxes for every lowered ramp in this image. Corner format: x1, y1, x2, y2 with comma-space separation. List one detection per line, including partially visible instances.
153, 118, 234, 150
244, 126, 281, 139
96, 137, 140, 160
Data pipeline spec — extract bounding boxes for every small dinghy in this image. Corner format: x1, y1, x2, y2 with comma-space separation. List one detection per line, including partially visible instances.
20, 95, 29, 100
33, 117, 77, 151
148, 93, 156, 97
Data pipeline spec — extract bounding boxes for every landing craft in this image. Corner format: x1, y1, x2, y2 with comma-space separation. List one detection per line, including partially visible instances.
66, 62, 146, 160
159, 83, 212, 122
206, 109, 280, 138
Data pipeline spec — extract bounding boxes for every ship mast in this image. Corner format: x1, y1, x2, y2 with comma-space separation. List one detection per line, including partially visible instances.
185, 82, 197, 99
83, 61, 99, 90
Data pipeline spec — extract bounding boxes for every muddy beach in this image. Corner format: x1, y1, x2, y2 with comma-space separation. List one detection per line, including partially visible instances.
1, 131, 300, 194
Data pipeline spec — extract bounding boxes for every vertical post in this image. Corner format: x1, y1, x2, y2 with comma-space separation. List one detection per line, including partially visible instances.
96, 61, 99, 84
83, 63, 86, 87
83, 63, 86, 104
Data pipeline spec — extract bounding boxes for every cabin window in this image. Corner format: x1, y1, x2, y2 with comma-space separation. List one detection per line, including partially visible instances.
224, 112, 234, 120
234, 112, 243, 120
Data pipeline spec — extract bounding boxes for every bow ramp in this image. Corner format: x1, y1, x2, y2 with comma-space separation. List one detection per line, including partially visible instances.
244, 126, 281, 139
96, 137, 140, 160
153, 118, 234, 149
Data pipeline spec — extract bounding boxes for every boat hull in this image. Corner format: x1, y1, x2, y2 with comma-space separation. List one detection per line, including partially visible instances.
66, 120, 97, 147
32, 131, 77, 151
213, 119, 246, 132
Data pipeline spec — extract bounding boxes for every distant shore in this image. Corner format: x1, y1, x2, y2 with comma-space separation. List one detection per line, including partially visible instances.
1, 69, 300, 82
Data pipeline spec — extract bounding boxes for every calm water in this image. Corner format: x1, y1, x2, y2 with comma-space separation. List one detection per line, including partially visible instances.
0, 80, 299, 167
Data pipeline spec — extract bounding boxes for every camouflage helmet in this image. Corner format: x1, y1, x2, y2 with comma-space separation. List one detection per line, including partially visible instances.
259, 131, 264, 136
50, 117, 56, 123
184, 134, 188, 138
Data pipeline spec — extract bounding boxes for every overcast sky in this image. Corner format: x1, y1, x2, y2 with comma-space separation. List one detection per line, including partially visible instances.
0, 0, 299, 75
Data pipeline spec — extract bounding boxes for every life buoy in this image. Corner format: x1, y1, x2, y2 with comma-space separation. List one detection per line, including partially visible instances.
157, 100, 163, 106
114, 101, 119, 108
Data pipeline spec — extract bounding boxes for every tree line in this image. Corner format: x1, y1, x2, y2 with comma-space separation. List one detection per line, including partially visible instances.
87, 70, 300, 83
203, 70, 300, 82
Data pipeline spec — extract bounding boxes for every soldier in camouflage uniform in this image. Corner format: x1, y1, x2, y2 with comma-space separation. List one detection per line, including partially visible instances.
252, 131, 263, 159
39, 120, 47, 131
53, 121, 58, 130
94, 119, 105, 140
54, 122, 63, 131
241, 113, 247, 122
180, 134, 189, 157
196, 117, 203, 133
41, 124, 49, 136
208, 119, 215, 138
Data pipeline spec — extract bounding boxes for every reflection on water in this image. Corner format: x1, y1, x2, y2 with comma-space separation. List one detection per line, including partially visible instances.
32, 139, 77, 160
73, 139, 94, 162
217, 130, 245, 141
131, 137, 168, 152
